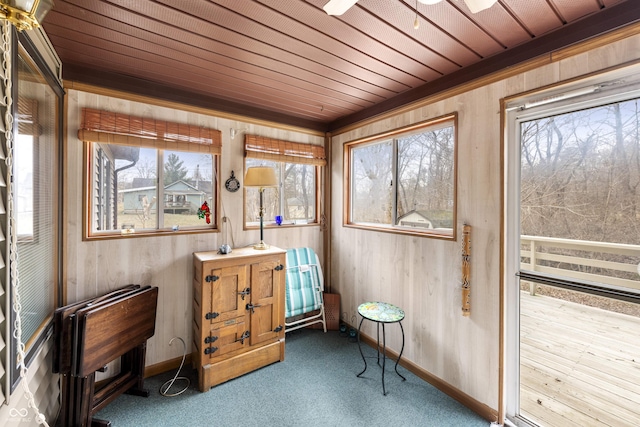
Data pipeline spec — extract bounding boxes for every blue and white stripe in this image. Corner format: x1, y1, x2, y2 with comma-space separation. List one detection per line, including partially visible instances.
285, 247, 324, 318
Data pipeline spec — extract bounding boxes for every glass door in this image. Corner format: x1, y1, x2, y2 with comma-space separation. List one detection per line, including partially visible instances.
505, 73, 640, 427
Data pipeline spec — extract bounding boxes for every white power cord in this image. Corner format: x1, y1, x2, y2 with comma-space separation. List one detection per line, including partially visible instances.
159, 337, 190, 397
2, 20, 49, 426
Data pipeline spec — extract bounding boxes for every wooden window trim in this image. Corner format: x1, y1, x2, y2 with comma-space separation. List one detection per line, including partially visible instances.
343, 114, 458, 241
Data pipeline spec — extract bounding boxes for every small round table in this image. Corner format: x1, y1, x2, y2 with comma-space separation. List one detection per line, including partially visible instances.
356, 301, 406, 395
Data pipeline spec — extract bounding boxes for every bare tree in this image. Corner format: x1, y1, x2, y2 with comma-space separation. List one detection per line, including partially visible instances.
520, 97, 640, 279
351, 141, 393, 223
396, 128, 454, 219
283, 163, 313, 220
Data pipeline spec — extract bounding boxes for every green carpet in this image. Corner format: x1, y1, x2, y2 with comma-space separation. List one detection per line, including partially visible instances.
95, 329, 489, 426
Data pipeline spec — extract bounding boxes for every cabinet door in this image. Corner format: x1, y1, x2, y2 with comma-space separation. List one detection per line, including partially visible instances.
204, 264, 248, 323
248, 256, 285, 346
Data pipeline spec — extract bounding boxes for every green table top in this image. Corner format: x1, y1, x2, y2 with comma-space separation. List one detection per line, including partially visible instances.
358, 302, 405, 323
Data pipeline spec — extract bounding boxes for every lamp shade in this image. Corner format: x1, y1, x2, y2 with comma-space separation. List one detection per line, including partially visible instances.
244, 166, 277, 188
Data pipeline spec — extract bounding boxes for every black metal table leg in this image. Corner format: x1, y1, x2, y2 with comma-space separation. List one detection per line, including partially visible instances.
395, 321, 406, 381
356, 316, 367, 377
381, 323, 387, 395
376, 322, 381, 365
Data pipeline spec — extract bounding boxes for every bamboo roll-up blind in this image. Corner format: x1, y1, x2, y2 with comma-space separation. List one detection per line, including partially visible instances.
245, 134, 326, 166
78, 108, 221, 154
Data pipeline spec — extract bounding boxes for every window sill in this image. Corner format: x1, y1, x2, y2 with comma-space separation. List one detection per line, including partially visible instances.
343, 222, 456, 240
244, 221, 319, 230
84, 227, 218, 241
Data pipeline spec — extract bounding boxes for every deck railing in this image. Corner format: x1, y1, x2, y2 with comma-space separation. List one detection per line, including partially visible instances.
520, 235, 640, 294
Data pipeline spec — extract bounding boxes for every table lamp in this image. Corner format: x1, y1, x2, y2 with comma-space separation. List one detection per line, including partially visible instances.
244, 166, 277, 249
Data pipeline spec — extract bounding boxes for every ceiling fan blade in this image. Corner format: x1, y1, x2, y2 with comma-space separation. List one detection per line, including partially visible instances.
323, 0, 496, 16
418, 0, 497, 13
323, 0, 359, 16
463, 0, 498, 13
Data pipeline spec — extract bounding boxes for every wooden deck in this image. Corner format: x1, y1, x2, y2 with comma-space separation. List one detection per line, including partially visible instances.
520, 292, 640, 427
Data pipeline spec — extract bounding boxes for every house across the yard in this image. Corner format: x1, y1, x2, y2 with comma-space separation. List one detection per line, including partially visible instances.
121, 180, 210, 215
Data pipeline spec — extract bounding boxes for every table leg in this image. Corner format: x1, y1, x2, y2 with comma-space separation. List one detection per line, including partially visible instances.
376, 322, 381, 365
395, 321, 406, 381
356, 316, 367, 377
381, 323, 387, 395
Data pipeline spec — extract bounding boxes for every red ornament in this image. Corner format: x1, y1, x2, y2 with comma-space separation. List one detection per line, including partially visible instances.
198, 201, 211, 224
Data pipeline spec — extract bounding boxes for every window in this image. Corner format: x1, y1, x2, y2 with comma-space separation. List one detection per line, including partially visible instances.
15, 134, 34, 239
244, 135, 325, 227
6, 41, 62, 392
80, 109, 221, 237
517, 87, 640, 289
345, 114, 457, 239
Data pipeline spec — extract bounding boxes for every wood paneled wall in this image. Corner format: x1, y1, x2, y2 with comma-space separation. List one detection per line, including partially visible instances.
51, 29, 639, 422
329, 32, 640, 415
64, 89, 325, 368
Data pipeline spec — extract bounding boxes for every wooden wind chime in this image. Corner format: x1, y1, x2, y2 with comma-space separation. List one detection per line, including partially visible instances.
462, 224, 471, 316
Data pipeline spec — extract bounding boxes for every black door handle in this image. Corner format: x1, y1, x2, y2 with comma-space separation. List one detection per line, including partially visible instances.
237, 287, 251, 300
246, 303, 262, 313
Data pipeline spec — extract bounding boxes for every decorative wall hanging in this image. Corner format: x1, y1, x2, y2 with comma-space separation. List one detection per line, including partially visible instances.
461, 224, 471, 316
225, 170, 240, 192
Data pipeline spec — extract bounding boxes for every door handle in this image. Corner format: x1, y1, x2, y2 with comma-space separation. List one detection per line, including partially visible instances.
246, 303, 262, 313
236, 330, 250, 344
237, 287, 251, 300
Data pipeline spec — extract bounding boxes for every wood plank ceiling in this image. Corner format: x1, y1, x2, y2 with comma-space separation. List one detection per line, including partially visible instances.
41, 0, 639, 131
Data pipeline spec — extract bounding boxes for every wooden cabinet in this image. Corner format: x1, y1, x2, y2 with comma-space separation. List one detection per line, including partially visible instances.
192, 246, 286, 391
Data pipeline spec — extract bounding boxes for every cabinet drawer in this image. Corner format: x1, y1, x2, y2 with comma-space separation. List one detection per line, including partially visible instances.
201, 319, 249, 361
